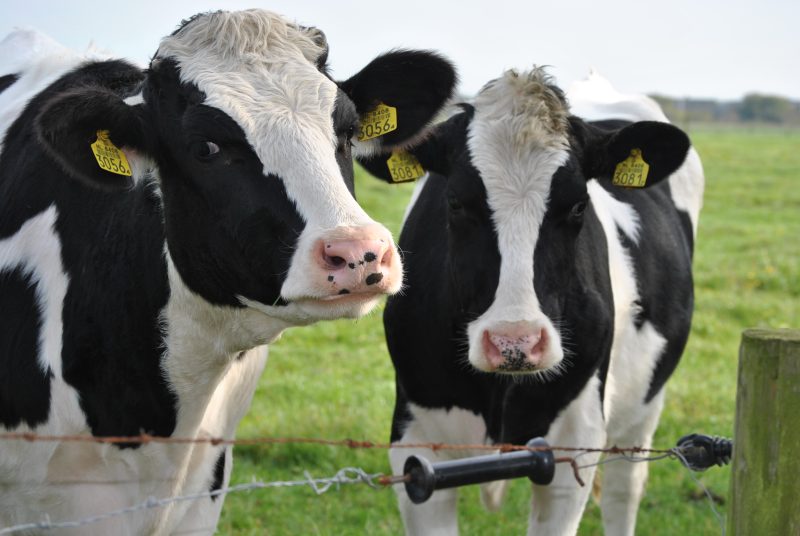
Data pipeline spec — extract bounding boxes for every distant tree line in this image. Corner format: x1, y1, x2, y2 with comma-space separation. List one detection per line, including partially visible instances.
650, 93, 800, 125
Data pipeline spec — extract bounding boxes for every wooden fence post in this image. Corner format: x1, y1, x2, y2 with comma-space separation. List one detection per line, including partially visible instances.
728, 328, 800, 535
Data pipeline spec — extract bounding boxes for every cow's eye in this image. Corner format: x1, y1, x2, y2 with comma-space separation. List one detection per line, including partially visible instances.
447, 194, 463, 211
195, 141, 220, 160
344, 125, 355, 148
569, 200, 588, 221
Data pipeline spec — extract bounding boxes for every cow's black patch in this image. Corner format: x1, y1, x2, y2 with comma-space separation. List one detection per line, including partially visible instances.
348, 262, 355, 269
57, 186, 178, 447
363, 252, 377, 262
0, 74, 19, 95
365, 273, 383, 286
1, 60, 177, 445
143, 59, 304, 309
0, 267, 52, 429
332, 90, 358, 196
327, 275, 334, 282
609, 181, 694, 403
209, 449, 226, 501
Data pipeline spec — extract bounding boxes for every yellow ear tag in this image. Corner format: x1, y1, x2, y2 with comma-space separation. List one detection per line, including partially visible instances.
358, 103, 398, 141
612, 148, 649, 188
386, 150, 425, 183
90, 130, 132, 176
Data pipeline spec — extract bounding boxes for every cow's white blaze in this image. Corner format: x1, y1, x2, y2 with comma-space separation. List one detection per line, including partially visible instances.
464, 69, 568, 372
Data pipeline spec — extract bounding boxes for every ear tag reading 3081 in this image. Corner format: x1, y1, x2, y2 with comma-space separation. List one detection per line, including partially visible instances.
612, 148, 649, 188
358, 103, 398, 141
386, 150, 425, 183
91, 130, 132, 176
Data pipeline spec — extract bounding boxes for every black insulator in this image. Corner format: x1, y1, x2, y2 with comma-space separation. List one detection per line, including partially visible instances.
403, 438, 555, 504
676, 433, 733, 472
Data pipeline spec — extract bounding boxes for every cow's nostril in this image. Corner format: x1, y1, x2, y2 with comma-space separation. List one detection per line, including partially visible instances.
365, 272, 384, 285
324, 254, 347, 269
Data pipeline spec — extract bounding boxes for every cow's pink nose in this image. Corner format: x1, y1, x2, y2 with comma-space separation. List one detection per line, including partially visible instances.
482, 324, 548, 371
321, 239, 392, 275
315, 225, 400, 297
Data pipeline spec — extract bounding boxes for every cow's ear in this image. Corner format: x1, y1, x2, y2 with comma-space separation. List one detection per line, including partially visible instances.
36, 87, 153, 191
578, 119, 691, 188
340, 50, 457, 157
358, 106, 471, 184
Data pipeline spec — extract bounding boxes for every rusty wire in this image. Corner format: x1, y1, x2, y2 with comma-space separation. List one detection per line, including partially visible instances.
0, 431, 673, 456
0, 431, 679, 490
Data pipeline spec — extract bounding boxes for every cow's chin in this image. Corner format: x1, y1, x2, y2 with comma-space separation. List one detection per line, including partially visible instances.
239, 292, 383, 327
292, 292, 384, 321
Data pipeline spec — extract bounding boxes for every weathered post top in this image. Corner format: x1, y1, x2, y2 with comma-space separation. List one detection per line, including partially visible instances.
728, 328, 800, 536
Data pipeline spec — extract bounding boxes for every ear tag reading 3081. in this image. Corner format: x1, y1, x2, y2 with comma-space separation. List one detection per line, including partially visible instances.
387, 150, 425, 183
91, 130, 132, 176
358, 103, 398, 141
612, 148, 649, 188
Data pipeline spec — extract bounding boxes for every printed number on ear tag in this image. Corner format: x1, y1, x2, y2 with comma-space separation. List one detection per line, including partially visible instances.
358, 103, 398, 141
91, 130, 132, 176
387, 150, 425, 183
612, 148, 649, 188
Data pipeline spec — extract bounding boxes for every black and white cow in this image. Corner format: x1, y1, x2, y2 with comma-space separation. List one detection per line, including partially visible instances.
0, 10, 455, 534
360, 68, 703, 535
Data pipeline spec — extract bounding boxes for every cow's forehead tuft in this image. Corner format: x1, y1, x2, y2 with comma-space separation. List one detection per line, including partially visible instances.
473, 66, 569, 149
155, 9, 326, 68
151, 8, 340, 174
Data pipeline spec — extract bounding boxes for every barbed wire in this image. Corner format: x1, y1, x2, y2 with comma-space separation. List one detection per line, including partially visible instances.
0, 433, 727, 535
0, 467, 386, 535
0, 431, 673, 455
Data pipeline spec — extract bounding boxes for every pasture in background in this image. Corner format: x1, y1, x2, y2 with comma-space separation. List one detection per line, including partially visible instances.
218, 125, 799, 535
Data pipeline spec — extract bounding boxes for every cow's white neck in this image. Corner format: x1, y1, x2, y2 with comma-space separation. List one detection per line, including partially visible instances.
160, 252, 288, 435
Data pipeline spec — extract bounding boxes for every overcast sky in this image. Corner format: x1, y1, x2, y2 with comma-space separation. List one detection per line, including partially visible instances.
1, 0, 797, 101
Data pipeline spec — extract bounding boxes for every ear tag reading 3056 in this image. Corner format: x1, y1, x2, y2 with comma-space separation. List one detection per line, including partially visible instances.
91, 130, 132, 176
358, 103, 398, 141
386, 150, 425, 183
612, 148, 649, 188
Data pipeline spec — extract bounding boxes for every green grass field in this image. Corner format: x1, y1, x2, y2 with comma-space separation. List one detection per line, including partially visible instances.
218, 126, 800, 535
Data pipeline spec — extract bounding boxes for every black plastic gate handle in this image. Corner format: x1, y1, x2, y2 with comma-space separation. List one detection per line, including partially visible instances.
402, 438, 555, 504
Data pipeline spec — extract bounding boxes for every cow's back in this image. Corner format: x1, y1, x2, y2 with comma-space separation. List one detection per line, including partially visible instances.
0, 30, 118, 147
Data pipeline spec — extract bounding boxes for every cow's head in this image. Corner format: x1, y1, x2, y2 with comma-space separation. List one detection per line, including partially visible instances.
35, 10, 456, 326
362, 67, 690, 374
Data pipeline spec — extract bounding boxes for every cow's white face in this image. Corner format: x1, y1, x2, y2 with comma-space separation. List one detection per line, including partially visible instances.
153, 11, 399, 324
36, 9, 456, 328
464, 70, 569, 373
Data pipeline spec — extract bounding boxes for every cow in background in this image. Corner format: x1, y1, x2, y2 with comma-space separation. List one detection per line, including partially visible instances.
0, 10, 456, 534
360, 68, 703, 535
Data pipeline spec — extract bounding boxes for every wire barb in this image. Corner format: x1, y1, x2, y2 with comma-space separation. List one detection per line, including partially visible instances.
0, 467, 388, 535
